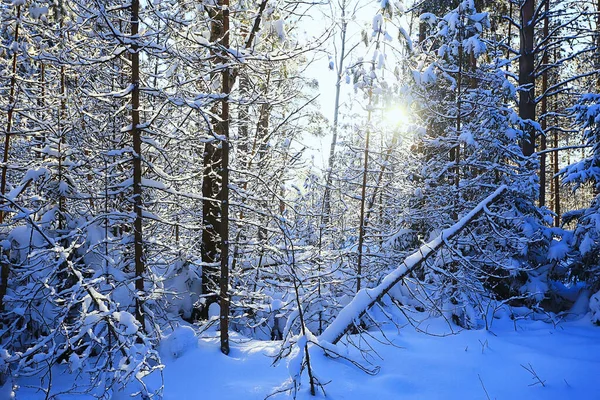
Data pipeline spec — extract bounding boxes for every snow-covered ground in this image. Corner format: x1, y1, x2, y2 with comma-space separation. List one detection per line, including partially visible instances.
9, 314, 599, 399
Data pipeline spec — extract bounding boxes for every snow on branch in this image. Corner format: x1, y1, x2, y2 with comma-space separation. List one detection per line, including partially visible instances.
319, 185, 509, 345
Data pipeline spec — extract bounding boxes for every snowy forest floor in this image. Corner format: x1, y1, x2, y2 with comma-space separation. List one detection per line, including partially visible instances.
9, 313, 600, 400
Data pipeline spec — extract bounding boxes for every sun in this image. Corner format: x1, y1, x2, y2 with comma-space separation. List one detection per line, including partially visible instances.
383, 105, 411, 129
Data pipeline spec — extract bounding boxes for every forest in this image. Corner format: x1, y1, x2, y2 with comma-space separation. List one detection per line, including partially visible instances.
0, 0, 599, 398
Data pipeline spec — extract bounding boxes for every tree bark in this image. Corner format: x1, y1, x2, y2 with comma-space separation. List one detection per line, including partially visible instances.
356, 87, 373, 293
539, 0, 549, 207
519, 0, 536, 156
219, 0, 231, 356
200, 0, 268, 323
0, 4, 21, 313
201, 1, 226, 319
552, 47, 560, 226
131, 0, 145, 329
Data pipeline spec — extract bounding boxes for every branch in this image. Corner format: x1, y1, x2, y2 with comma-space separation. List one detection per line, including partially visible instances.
318, 185, 508, 345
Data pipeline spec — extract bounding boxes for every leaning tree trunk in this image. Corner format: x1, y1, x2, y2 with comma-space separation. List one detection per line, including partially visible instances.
319, 186, 508, 344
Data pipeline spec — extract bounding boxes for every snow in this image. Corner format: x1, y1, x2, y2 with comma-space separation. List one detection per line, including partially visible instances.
160, 326, 199, 360
590, 291, 600, 324
420, 13, 437, 26
113, 311, 139, 335
16, 317, 600, 399
29, 6, 48, 19
272, 19, 286, 40
372, 14, 383, 33
458, 130, 475, 146
547, 239, 569, 261
287, 335, 307, 381
398, 27, 412, 51
579, 233, 594, 255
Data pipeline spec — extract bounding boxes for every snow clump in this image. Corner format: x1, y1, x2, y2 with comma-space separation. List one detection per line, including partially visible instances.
160, 326, 198, 359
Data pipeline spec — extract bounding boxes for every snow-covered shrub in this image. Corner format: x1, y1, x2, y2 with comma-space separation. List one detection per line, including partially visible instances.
590, 291, 600, 324
0, 228, 163, 398
556, 94, 600, 302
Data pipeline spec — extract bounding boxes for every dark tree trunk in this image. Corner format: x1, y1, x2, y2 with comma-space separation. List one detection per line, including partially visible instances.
539, 0, 549, 207
219, 0, 231, 356
552, 47, 561, 226
0, 4, 21, 313
200, 0, 231, 354
356, 88, 373, 293
200, 1, 226, 319
519, 0, 536, 156
131, 0, 145, 329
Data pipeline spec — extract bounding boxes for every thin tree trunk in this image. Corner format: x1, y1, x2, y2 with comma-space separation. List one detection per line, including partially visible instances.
507, 1, 513, 71
363, 132, 399, 238
0, 4, 21, 224
321, 0, 348, 229
219, 0, 231, 356
131, 0, 145, 329
256, 102, 270, 244
37, 62, 46, 158
539, 0, 549, 207
552, 47, 560, 226
58, 65, 67, 232
356, 88, 373, 293
455, 32, 463, 193
595, 0, 600, 198
596, 0, 600, 90
0, 4, 21, 313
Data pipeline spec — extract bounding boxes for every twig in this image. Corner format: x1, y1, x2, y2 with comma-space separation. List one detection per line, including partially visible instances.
478, 374, 492, 400
520, 363, 546, 387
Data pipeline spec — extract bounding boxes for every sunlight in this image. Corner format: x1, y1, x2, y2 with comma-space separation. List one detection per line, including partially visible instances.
383, 105, 411, 129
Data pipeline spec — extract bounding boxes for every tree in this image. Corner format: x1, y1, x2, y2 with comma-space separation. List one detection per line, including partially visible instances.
405, 0, 549, 326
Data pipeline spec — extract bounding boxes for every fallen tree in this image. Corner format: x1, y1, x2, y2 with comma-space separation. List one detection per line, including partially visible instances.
319, 185, 509, 344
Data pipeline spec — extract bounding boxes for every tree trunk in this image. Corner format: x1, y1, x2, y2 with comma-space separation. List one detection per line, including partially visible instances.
596, 0, 600, 91
519, 0, 536, 156
356, 87, 373, 293
455, 30, 463, 193
0, 4, 21, 224
200, 0, 231, 354
321, 0, 348, 230
0, 4, 21, 313
37, 62, 46, 158
552, 47, 561, 226
131, 0, 145, 329
320, 186, 508, 344
200, 1, 226, 319
539, 0, 549, 207
219, 0, 231, 356
201, 0, 269, 321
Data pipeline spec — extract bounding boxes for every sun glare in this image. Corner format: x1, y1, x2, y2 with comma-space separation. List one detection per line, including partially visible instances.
384, 106, 411, 129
